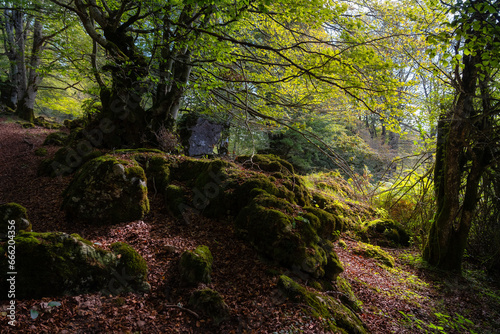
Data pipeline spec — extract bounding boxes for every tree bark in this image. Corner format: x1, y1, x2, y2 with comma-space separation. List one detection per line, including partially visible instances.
17, 16, 43, 123
423, 50, 490, 273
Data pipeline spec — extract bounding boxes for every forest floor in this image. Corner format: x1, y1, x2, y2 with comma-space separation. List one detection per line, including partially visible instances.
0, 118, 499, 334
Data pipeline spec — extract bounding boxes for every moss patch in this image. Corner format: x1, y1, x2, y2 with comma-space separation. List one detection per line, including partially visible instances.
179, 245, 213, 285
110, 242, 150, 292
235, 193, 343, 279
352, 242, 395, 267
277, 275, 367, 333
235, 154, 295, 175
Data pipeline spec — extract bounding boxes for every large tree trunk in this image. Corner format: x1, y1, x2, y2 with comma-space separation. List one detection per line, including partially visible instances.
17, 16, 43, 123
423, 51, 490, 273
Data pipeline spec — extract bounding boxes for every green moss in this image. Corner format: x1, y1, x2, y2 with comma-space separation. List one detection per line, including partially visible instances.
235, 154, 295, 175
337, 276, 363, 313
179, 245, 213, 285
34, 147, 48, 156
61, 155, 149, 224
113, 148, 164, 154
0, 203, 31, 239
110, 242, 148, 280
37, 145, 103, 177
305, 206, 343, 239
43, 132, 69, 146
236, 193, 343, 279
165, 184, 186, 216
188, 288, 230, 325
142, 155, 171, 190
0, 232, 116, 298
277, 275, 367, 333
352, 242, 395, 267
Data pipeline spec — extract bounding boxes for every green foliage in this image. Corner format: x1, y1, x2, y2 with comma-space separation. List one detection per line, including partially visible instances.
371, 162, 435, 249
399, 311, 477, 334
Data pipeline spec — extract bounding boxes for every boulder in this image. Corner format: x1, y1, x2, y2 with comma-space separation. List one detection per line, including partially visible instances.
277, 275, 367, 333
43, 131, 69, 146
235, 193, 343, 280
189, 288, 230, 325
0, 232, 149, 299
0, 203, 31, 240
61, 155, 149, 224
179, 245, 213, 285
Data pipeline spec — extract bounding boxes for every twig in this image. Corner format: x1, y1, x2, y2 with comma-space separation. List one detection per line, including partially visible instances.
164, 304, 200, 318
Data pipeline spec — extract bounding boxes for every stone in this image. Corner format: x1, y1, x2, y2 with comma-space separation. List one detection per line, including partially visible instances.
0, 232, 150, 299
61, 155, 149, 224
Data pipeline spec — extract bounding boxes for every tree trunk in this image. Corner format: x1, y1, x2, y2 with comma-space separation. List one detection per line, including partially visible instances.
13, 9, 27, 108
17, 16, 43, 123
423, 52, 489, 273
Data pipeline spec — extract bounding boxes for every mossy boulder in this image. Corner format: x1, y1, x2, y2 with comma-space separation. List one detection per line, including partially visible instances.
34, 116, 62, 129
38, 145, 103, 177
235, 193, 343, 279
235, 154, 295, 175
110, 242, 150, 292
0, 232, 150, 299
0, 203, 32, 239
277, 275, 367, 333
43, 131, 69, 146
169, 157, 310, 218
188, 288, 230, 325
179, 245, 213, 285
360, 219, 410, 247
165, 184, 187, 217
304, 206, 344, 239
61, 155, 149, 224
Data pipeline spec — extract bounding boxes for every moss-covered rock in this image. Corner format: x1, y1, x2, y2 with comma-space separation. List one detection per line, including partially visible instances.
179, 245, 213, 285
61, 155, 149, 224
235, 154, 295, 175
34, 116, 62, 129
0, 232, 149, 299
165, 184, 187, 217
305, 206, 343, 239
43, 131, 69, 146
277, 275, 367, 333
352, 242, 395, 267
360, 219, 410, 247
110, 242, 150, 292
0, 203, 31, 239
38, 145, 103, 177
188, 288, 230, 325
235, 193, 343, 279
